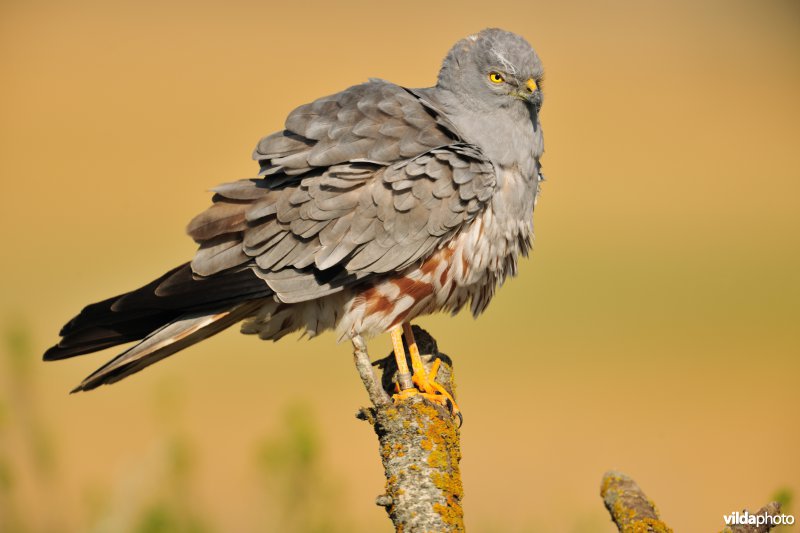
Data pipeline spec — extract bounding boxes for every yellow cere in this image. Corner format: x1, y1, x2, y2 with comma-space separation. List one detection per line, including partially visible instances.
526, 78, 538, 92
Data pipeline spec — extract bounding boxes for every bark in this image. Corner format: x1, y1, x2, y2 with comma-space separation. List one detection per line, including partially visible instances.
601, 471, 785, 533
601, 471, 673, 532
353, 326, 464, 532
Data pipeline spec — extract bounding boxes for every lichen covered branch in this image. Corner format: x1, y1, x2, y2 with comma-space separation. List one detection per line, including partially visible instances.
601, 471, 673, 533
354, 326, 464, 532
601, 471, 784, 533
352, 334, 390, 407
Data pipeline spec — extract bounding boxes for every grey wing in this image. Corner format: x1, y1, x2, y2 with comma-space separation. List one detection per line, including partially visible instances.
253, 79, 456, 177
187, 81, 496, 303
188, 145, 496, 303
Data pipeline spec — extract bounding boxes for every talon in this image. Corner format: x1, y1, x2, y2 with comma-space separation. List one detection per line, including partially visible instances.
416, 385, 461, 421
404, 323, 462, 421
388, 323, 462, 423
392, 388, 419, 402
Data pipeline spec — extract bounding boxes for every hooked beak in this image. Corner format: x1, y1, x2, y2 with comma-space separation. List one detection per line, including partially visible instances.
513, 78, 541, 107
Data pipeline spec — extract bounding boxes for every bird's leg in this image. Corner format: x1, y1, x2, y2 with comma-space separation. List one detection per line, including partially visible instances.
390, 325, 416, 398
399, 323, 461, 420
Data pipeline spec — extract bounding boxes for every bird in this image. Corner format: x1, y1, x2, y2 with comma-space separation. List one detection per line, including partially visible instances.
44, 28, 545, 414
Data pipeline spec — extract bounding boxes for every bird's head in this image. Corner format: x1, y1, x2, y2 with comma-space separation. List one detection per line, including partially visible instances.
437, 28, 543, 114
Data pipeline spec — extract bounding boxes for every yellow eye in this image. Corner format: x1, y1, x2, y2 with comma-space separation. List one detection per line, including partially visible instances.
488, 72, 505, 84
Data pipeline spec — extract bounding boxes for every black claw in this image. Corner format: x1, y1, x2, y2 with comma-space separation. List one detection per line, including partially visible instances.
445, 397, 463, 427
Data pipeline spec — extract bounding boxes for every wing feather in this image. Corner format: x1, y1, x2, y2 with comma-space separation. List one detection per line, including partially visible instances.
189, 80, 497, 302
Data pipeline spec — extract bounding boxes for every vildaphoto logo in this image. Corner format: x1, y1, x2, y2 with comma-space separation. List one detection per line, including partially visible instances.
723, 510, 795, 526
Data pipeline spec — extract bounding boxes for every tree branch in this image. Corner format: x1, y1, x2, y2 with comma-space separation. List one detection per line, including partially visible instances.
601, 471, 785, 533
354, 326, 464, 532
601, 471, 673, 532
352, 334, 390, 407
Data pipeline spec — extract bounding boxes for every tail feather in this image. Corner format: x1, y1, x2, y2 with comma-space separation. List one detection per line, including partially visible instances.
47, 308, 182, 360
44, 263, 270, 361
45, 263, 272, 391
57, 264, 188, 338
71, 301, 263, 392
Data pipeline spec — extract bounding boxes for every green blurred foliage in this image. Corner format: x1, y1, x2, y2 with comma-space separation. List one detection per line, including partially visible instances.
86, 380, 213, 533
0, 319, 359, 532
771, 487, 794, 533
255, 402, 353, 533
127, 436, 211, 533
0, 320, 57, 533
2, 320, 57, 479
5, 320, 34, 380
772, 487, 793, 513
135, 499, 210, 533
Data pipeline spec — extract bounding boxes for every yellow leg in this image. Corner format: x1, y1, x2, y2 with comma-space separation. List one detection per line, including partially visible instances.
401, 323, 461, 421
390, 324, 417, 399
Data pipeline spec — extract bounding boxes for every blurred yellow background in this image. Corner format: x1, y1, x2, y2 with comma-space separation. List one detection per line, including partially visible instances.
1, 0, 798, 531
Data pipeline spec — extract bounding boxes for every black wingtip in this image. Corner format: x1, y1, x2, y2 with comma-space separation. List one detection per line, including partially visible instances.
42, 345, 64, 361
69, 377, 98, 394
42, 342, 111, 361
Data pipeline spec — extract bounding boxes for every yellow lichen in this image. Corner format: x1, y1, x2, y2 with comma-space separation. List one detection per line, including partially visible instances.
379, 393, 464, 530
428, 447, 448, 469
612, 499, 636, 521
618, 517, 673, 533
601, 473, 621, 498
601, 474, 672, 533
433, 500, 464, 531
381, 443, 392, 459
